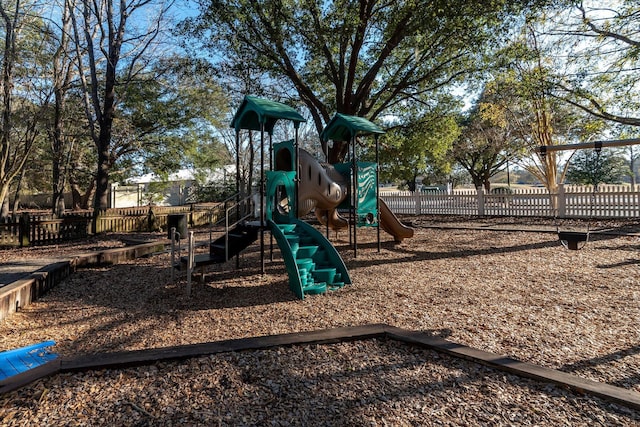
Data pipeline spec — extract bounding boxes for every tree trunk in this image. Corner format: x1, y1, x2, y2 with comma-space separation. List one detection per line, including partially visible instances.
92, 58, 117, 211
629, 148, 637, 187
483, 179, 491, 193
51, 0, 73, 217
0, 3, 16, 219
407, 173, 418, 192
52, 87, 67, 216
471, 176, 483, 190
0, 182, 10, 219
11, 166, 25, 212
70, 176, 94, 210
94, 137, 110, 210
328, 141, 349, 164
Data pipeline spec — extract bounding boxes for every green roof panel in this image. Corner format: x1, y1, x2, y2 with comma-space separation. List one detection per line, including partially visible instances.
231, 95, 306, 134
320, 113, 385, 142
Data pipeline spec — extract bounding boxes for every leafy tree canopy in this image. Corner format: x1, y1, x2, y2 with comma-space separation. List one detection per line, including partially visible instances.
184, 0, 552, 163
113, 57, 231, 182
565, 149, 630, 185
542, 0, 640, 127
451, 84, 531, 191
370, 104, 459, 190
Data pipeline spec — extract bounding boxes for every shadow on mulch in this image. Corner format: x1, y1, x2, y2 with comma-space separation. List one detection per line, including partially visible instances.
560, 344, 640, 390
339, 238, 562, 271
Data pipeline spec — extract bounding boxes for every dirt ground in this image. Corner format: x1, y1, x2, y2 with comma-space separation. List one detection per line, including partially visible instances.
1, 216, 640, 425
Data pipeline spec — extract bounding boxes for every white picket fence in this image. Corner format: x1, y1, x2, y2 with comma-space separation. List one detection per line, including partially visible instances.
381, 184, 640, 218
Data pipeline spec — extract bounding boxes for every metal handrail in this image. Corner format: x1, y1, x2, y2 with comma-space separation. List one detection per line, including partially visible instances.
170, 227, 181, 282
205, 192, 244, 243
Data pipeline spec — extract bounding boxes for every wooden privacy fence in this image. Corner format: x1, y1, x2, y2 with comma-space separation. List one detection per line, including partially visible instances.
0, 203, 229, 247
95, 203, 229, 234
0, 212, 92, 247
382, 184, 640, 218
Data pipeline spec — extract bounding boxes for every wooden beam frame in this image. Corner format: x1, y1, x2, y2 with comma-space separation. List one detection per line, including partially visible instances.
539, 138, 640, 153
3, 324, 640, 411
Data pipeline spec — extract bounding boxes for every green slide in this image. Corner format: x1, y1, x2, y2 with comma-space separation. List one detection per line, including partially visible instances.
268, 219, 351, 300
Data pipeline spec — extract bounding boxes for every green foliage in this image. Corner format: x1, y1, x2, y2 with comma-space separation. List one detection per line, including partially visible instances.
371, 109, 459, 189
114, 57, 231, 180
566, 149, 631, 185
187, 181, 236, 203
183, 0, 547, 140
0, 0, 53, 213
451, 86, 529, 191
475, 31, 609, 193
142, 181, 171, 205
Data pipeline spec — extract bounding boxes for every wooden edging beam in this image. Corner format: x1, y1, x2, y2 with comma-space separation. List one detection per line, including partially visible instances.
60, 324, 388, 372
3, 324, 640, 412
383, 325, 640, 411
0, 242, 168, 323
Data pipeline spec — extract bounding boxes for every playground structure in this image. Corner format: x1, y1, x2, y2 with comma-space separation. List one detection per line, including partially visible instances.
174, 96, 414, 299
539, 138, 640, 250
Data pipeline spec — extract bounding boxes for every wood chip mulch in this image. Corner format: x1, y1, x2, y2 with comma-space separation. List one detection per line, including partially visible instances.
1, 217, 640, 425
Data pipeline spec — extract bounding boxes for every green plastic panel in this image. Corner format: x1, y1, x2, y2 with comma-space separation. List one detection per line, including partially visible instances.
330, 162, 377, 226
231, 96, 306, 134
266, 170, 296, 223
320, 113, 384, 142
357, 162, 378, 226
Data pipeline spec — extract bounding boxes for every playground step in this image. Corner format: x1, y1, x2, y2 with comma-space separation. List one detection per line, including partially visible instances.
285, 235, 300, 243
329, 282, 345, 290
268, 218, 350, 300
209, 224, 258, 260
303, 282, 327, 295
295, 258, 315, 272
312, 268, 336, 285
228, 233, 248, 239
296, 245, 319, 259
179, 253, 225, 269
277, 224, 297, 233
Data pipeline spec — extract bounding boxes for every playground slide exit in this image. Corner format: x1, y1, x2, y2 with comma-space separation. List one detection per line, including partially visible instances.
379, 198, 414, 242
296, 148, 414, 242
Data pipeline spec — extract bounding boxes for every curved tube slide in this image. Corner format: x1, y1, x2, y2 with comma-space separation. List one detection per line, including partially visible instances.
296, 148, 413, 242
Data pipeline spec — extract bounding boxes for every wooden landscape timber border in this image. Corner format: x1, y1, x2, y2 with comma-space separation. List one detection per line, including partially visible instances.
0, 241, 166, 323
1, 324, 639, 412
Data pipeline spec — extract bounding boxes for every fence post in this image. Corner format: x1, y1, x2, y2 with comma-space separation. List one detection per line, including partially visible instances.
93, 209, 105, 234
557, 184, 566, 218
147, 206, 157, 231
414, 191, 421, 215
19, 213, 30, 247
477, 187, 485, 216
186, 231, 194, 297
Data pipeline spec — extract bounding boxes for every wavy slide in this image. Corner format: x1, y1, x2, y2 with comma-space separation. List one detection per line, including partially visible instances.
379, 198, 414, 242
295, 148, 414, 242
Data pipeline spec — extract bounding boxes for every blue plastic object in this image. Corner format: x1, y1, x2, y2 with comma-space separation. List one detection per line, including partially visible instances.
0, 340, 58, 381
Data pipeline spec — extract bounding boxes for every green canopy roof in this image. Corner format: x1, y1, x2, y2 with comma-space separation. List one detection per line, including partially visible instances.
231, 95, 306, 134
320, 113, 385, 142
